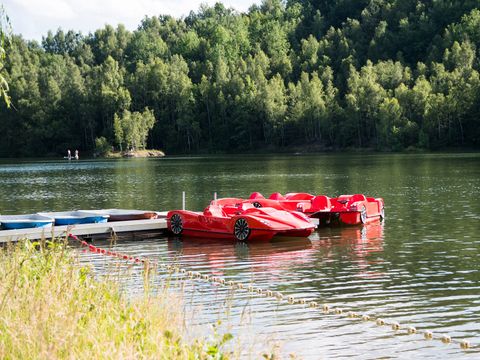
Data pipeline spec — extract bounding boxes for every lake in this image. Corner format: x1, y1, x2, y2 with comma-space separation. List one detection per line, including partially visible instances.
0, 153, 479, 359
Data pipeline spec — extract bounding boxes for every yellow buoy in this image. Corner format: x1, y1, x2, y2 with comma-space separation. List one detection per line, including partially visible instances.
441, 335, 451, 344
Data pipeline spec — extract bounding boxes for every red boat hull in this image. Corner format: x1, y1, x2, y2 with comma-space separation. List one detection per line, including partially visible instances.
167, 205, 315, 242
248, 192, 384, 226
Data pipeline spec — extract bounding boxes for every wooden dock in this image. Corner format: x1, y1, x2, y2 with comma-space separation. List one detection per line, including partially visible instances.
0, 213, 168, 243
0, 212, 320, 243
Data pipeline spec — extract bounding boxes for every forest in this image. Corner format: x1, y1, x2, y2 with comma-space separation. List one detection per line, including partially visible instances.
0, 0, 479, 157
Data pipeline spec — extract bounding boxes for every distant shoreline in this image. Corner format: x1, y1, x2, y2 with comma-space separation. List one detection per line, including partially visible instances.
104, 149, 165, 158
0, 148, 478, 161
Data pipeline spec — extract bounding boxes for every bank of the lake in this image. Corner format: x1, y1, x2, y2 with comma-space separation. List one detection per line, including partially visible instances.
0, 240, 231, 359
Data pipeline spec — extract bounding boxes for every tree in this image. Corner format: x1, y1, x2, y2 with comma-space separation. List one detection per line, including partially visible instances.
42, 29, 83, 56
125, 25, 168, 67
346, 62, 387, 147
395, 77, 432, 148
289, 72, 330, 145
0, 5, 10, 107
113, 108, 156, 151
89, 24, 131, 64
261, 73, 287, 145
91, 56, 131, 140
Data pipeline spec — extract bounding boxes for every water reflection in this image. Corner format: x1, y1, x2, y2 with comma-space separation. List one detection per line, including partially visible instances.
165, 224, 387, 285
168, 236, 315, 276
314, 224, 386, 279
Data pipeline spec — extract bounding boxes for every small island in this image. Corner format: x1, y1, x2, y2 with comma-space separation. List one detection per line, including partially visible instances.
94, 109, 165, 158
105, 149, 165, 158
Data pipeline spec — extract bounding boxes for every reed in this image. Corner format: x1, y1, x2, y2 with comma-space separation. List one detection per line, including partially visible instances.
0, 239, 230, 359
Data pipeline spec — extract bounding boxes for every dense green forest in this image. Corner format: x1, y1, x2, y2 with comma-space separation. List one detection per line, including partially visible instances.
0, 0, 479, 157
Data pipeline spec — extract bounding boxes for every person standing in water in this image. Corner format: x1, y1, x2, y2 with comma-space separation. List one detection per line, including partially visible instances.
67, 149, 71, 160
75, 149, 79, 160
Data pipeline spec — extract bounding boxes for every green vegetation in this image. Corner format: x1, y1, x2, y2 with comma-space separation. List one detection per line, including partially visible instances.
0, 240, 230, 359
114, 108, 156, 151
0, 5, 10, 107
1, 0, 480, 157
94, 136, 111, 156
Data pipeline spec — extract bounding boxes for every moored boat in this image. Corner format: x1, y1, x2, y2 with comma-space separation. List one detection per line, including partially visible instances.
316, 194, 384, 225
246, 192, 385, 226
82, 209, 158, 222
0, 214, 54, 230
167, 202, 315, 241
38, 211, 109, 225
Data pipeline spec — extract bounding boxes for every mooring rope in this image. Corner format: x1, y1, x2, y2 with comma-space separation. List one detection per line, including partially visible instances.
67, 233, 476, 351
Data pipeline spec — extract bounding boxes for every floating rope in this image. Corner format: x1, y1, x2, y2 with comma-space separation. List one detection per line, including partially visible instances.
67, 233, 476, 351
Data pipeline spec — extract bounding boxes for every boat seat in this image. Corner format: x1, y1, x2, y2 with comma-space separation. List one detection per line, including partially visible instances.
351, 194, 367, 203
238, 202, 254, 212
269, 192, 285, 200
222, 205, 240, 216
204, 205, 227, 218
336, 195, 352, 204
214, 198, 243, 206
311, 195, 331, 211
221, 202, 255, 216
285, 193, 315, 201
295, 202, 311, 211
249, 192, 265, 200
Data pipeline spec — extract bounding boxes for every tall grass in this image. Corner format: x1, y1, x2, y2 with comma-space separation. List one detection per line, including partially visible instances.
0, 239, 230, 359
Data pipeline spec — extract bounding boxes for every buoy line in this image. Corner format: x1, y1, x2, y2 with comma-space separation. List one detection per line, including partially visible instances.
67, 233, 476, 351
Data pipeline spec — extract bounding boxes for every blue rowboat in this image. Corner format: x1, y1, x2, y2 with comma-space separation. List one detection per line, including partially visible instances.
0, 214, 54, 230
38, 211, 109, 225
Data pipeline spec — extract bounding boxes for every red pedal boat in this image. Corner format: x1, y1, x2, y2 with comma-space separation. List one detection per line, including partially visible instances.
247, 192, 384, 226
167, 202, 315, 241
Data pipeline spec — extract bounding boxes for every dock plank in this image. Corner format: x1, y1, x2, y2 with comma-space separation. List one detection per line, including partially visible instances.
0, 218, 167, 243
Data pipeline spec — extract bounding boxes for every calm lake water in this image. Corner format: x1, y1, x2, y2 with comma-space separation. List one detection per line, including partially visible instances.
1, 153, 479, 359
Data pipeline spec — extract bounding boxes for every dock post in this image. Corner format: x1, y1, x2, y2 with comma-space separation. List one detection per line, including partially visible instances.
214, 192, 217, 203
182, 191, 186, 210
